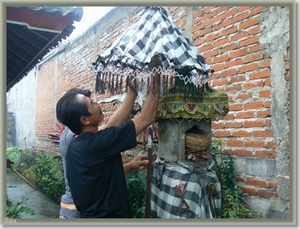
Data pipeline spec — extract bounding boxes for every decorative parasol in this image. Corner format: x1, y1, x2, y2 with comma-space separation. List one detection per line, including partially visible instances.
92, 6, 217, 218
92, 6, 215, 104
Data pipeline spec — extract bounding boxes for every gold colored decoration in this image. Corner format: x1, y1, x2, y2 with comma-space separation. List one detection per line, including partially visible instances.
156, 90, 229, 119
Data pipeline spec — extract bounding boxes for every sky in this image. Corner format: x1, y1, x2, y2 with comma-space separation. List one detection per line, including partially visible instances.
68, 6, 114, 39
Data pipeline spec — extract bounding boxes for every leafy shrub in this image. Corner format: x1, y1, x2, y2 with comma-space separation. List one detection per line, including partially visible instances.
7, 144, 64, 204
31, 152, 64, 204
211, 140, 263, 218
6, 194, 35, 218
126, 168, 147, 218
6, 145, 22, 166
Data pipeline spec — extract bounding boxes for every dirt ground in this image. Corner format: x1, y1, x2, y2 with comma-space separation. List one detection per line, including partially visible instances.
6, 168, 60, 219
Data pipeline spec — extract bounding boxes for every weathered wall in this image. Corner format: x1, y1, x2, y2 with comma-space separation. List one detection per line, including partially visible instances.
6, 68, 36, 148
7, 6, 290, 218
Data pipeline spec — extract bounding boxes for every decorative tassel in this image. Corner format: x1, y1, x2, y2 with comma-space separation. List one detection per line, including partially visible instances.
111, 73, 114, 94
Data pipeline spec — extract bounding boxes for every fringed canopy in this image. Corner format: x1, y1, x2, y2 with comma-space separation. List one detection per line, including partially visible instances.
92, 6, 215, 102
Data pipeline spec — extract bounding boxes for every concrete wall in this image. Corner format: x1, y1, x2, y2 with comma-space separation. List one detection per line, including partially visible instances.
6, 68, 36, 148
6, 6, 290, 218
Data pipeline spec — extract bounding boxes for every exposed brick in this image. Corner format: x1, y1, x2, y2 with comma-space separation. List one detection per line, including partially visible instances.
214, 37, 231, 48
249, 25, 260, 35
225, 122, 243, 128
230, 48, 248, 59
230, 76, 247, 84
192, 32, 199, 40
264, 78, 271, 86
260, 60, 271, 68
226, 139, 244, 147
231, 32, 249, 42
267, 141, 277, 149
224, 113, 234, 120
243, 80, 264, 89
214, 54, 230, 63
249, 44, 261, 52
213, 130, 231, 137
236, 111, 254, 119
259, 89, 271, 98
195, 12, 211, 23
239, 63, 258, 73
265, 119, 271, 127
235, 92, 252, 100
240, 17, 259, 30
206, 33, 221, 42
232, 12, 250, 23
244, 101, 263, 109
229, 103, 243, 111
255, 150, 277, 158
234, 149, 253, 157
220, 26, 238, 37
244, 120, 264, 128
212, 78, 228, 86
251, 6, 262, 15
252, 130, 273, 138
204, 49, 219, 58
239, 6, 251, 12
257, 189, 278, 198
284, 52, 290, 61
257, 110, 272, 118
239, 186, 257, 195
267, 181, 277, 190
200, 26, 213, 36
243, 53, 264, 63
233, 130, 251, 137
225, 84, 243, 92
285, 63, 290, 70
221, 69, 238, 77
245, 140, 265, 148
194, 37, 206, 47
210, 63, 225, 71
246, 178, 267, 188
249, 69, 271, 80
211, 122, 225, 129
285, 73, 290, 81
225, 59, 243, 68
213, 6, 228, 16
193, 10, 203, 18
221, 8, 238, 20
203, 6, 215, 13
215, 19, 231, 30
236, 177, 245, 183
205, 16, 221, 27
219, 43, 238, 54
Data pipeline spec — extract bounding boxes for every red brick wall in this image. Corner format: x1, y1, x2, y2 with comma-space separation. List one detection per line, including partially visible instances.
35, 6, 290, 199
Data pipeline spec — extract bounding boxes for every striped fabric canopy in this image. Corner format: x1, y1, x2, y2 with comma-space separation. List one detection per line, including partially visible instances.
93, 6, 214, 100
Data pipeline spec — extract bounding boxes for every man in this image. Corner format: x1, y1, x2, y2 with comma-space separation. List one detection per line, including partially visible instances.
56, 56, 161, 218
57, 88, 91, 219
57, 89, 144, 219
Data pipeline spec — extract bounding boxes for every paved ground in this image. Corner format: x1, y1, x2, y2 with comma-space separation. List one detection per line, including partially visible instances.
6, 168, 60, 219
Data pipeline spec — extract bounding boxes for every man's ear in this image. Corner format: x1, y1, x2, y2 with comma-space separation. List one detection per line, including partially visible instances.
80, 116, 90, 126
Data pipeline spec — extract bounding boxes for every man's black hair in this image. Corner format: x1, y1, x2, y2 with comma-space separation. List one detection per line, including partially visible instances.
56, 88, 92, 135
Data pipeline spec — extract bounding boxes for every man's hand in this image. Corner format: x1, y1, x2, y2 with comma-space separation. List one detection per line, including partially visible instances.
123, 154, 149, 175
126, 74, 138, 95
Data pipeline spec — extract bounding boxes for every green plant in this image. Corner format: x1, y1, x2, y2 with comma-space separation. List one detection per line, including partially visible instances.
211, 139, 263, 218
126, 169, 147, 218
6, 142, 64, 205
31, 152, 64, 204
6, 145, 22, 166
6, 194, 35, 218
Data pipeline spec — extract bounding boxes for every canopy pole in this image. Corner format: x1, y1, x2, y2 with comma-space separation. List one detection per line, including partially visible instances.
145, 124, 153, 218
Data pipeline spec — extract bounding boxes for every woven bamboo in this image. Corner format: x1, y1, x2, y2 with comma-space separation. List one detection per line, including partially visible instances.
185, 133, 211, 151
